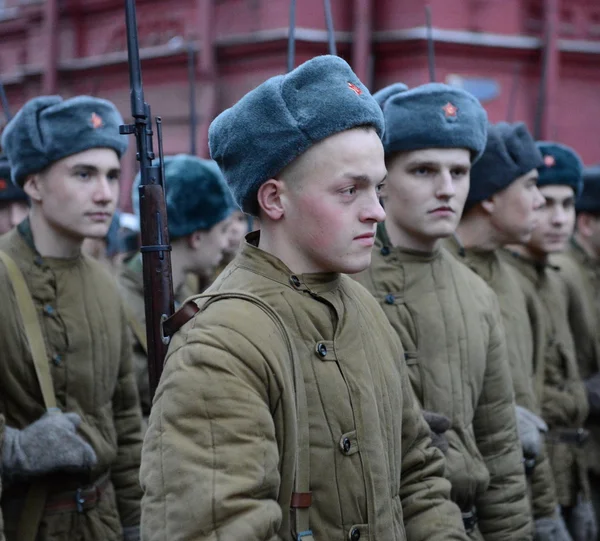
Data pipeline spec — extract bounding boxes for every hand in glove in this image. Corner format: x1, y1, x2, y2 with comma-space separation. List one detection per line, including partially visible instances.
567, 494, 598, 541
534, 507, 573, 541
516, 405, 548, 460
2, 412, 97, 478
422, 410, 451, 454
123, 526, 141, 541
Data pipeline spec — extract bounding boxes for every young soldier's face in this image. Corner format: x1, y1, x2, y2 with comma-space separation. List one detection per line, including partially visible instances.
384, 148, 471, 246
0, 200, 29, 235
224, 210, 248, 257
191, 216, 232, 272
487, 169, 544, 244
279, 128, 387, 274
28, 148, 120, 241
576, 212, 600, 257
527, 185, 576, 255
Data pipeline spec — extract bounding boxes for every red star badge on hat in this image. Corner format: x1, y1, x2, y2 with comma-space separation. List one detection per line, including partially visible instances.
348, 82, 362, 96
442, 102, 458, 118
0, 179, 6, 190
90, 112, 104, 129
543, 155, 556, 167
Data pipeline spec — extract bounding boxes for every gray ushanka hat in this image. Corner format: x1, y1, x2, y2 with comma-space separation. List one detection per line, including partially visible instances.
209, 55, 385, 215
1, 95, 128, 187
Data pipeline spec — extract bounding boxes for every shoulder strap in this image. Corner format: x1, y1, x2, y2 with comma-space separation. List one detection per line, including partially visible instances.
0, 250, 56, 410
0, 250, 56, 541
182, 291, 314, 541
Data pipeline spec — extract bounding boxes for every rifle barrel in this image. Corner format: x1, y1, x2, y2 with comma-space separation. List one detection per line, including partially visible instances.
124, 0, 146, 118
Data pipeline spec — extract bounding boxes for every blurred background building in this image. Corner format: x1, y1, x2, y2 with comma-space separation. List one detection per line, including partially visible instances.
1, 0, 599, 209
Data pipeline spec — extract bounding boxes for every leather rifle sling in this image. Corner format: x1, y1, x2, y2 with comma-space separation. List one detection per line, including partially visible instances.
0, 251, 57, 541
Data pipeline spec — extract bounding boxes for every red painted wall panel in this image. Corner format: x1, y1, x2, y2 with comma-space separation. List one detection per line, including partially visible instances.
1, 0, 600, 172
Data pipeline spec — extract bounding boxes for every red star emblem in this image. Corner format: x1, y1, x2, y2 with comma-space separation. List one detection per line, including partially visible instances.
90, 112, 104, 129
0, 179, 6, 190
347, 82, 362, 96
543, 155, 556, 167
442, 102, 458, 117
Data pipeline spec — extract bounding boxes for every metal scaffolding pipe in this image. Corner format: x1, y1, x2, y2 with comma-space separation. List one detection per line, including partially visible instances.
197, 0, 216, 158
352, 0, 371, 85
42, 0, 59, 94
541, 0, 559, 140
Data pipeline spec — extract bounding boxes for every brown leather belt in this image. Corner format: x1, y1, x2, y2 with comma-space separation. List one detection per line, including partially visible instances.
548, 428, 589, 446
44, 472, 111, 515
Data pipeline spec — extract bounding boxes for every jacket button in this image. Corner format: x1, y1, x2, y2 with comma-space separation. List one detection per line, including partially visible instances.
349, 527, 361, 541
43, 304, 56, 316
380, 246, 390, 256
341, 437, 351, 454
317, 343, 327, 357
385, 294, 395, 305
52, 354, 62, 366
290, 275, 301, 288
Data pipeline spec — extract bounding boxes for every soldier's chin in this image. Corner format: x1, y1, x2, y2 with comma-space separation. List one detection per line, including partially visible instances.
514, 230, 533, 245
82, 224, 111, 239
340, 253, 372, 275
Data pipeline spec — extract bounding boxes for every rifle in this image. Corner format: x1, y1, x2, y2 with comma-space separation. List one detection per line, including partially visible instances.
425, 5, 436, 83
120, 0, 175, 400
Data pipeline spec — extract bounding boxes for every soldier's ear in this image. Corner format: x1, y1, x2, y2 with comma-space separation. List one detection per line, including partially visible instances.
480, 196, 495, 215
23, 174, 43, 203
257, 179, 286, 221
577, 213, 595, 238
187, 230, 204, 250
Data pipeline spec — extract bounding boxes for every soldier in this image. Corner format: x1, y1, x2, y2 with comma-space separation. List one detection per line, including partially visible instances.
0, 155, 28, 235
119, 153, 236, 423
552, 165, 600, 537
503, 142, 596, 541
141, 56, 469, 541
0, 96, 143, 541
446, 122, 570, 540
353, 84, 532, 540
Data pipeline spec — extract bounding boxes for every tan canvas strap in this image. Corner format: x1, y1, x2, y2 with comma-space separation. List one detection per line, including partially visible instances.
124, 304, 148, 354
0, 251, 56, 410
0, 250, 57, 541
187, 291, 314, 541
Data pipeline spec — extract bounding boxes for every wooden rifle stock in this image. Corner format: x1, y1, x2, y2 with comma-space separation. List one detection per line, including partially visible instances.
120, 0, 174, 400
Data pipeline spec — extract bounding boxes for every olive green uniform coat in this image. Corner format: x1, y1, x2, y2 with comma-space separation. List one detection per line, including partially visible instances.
502, 250, 590, 508
553, 239, 600, 524
0, 221, 143, 541
444, 237, 558, 521
354, 226, 532, 541
140, 234, 469, 541
117, 253, 194, 421
553, 240, 600, 475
